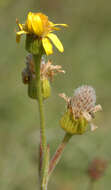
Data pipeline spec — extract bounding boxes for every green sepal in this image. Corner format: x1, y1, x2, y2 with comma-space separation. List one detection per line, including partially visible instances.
28, 75, 38, 99
60, 110, 88, 135
42, 78, 51, 99
25, 34, 44, 55
77, 117, 87, 134
28, 78, 51, 100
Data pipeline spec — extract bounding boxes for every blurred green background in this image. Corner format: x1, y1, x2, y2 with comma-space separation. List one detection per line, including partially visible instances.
0, 0, 111, 189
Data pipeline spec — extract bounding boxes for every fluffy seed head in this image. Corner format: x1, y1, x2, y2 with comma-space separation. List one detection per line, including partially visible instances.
70, 85, 96, 118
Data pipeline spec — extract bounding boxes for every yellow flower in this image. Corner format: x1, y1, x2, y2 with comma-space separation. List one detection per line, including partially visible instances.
16, 12, 67, 55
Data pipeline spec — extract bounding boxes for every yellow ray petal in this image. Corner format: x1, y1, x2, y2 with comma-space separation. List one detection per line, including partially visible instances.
51, 27, 61, 31
26, 12, 33, 32
16, 19, 26, 31
49, 21, 55, 26
32, 15, 43, 36
47, 33, 64, 53
52, 24, 68, 27
42, 37, 53, 55
49, 21, 68, 27
18, 24, 23, 31
16, 30, 28, 35
16, 19, 22, 30
16, 30, 28, 43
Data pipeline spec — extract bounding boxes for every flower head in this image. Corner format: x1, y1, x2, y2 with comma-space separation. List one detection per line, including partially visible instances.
22, 54, 65, 82
22, 54, 65, 99
88, 158, 108, 180
16, 12, 67, 55
40, 58, 65, 81
60, 85, 102, 134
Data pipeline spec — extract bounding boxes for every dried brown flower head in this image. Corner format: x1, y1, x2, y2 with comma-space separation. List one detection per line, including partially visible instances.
22, 54, 65, 83
22, 54, 35, 84
88, 158, 108, 180
60, 85, 102, 134
40, 58, 65, 81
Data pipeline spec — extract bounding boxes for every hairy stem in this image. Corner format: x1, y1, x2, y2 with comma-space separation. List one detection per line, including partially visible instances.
48, 133, 72, 176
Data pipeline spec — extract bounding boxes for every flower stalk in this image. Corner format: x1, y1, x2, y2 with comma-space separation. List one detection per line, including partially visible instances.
41, 145, 50, 190
48, 133, 72, 176
33, 54, 47, 153
33, 54, 48, 190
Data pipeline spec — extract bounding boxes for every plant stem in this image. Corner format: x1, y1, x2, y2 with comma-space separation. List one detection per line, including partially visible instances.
33, 54, 47, 153
33, 54, 47, 190
48, 133, 72, 176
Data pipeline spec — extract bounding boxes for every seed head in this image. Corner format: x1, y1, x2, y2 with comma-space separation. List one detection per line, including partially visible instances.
70, 85, 96, 119
59, 85, 102, 134
40, 57, 65, 81
22, 54, 65, 100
